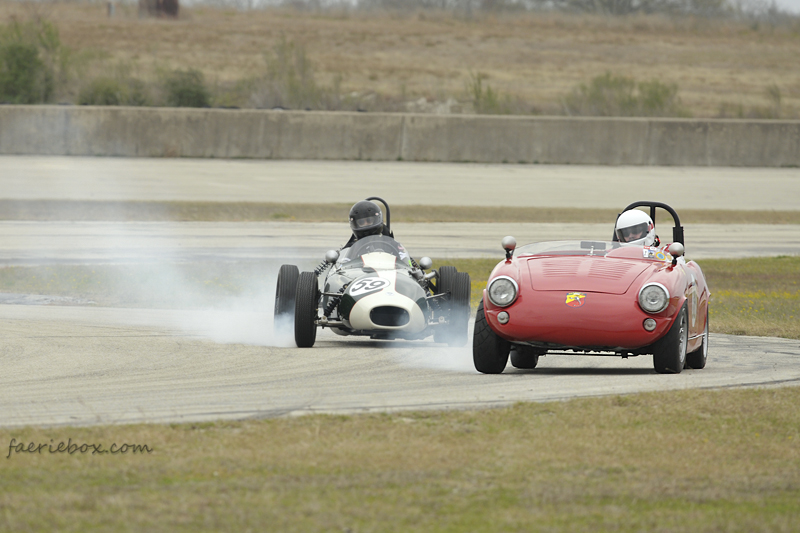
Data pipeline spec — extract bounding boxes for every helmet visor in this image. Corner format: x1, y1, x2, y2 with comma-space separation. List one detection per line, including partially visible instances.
616, 222, 649, 243
351, 214, 381, 230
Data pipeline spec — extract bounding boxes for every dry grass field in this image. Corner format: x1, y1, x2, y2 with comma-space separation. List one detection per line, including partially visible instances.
2, 0, 799, 115
3, 387, 800, 531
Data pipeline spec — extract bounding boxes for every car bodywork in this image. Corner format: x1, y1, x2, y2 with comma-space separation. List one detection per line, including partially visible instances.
473, 202, 710, 374
321, 235, 447, 340
275, 198, 471, 348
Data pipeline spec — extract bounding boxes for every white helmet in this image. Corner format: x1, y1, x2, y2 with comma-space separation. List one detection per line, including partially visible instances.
615, 210, 656, 246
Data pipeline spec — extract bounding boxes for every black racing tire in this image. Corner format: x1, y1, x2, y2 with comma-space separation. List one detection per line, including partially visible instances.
274, 264, 299, 326
473, 299, 510, 374
685, 308, 709, 370
446, 271, 471, 347
652, 304, 688, 374
510, 345, 545, 369
437, 265, 457, 295
434, 265, 456, 343
294, 271, 320, 348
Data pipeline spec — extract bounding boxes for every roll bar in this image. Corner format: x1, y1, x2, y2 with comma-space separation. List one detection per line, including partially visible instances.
613, 201, 684, 245
366, 196, 391, 233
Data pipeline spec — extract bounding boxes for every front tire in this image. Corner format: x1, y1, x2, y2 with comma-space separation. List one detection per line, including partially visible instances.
473, 299, 510, 374
685, 308, 709, 369
294, 272, 320, 348
652, 304, 688, 374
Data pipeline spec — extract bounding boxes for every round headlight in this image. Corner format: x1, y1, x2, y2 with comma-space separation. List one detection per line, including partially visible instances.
638, 283, 669, 314
488, 277, 518, 307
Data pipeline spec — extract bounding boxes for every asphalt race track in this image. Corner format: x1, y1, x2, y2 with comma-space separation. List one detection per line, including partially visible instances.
2, 221, 800, 264
2, 304, 800, 428
3, 156, 800, 210
1, 157, 799, 428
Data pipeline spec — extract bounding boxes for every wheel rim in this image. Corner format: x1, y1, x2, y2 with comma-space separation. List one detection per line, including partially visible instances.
678, 313, 688, 365
702, 318, 709, 359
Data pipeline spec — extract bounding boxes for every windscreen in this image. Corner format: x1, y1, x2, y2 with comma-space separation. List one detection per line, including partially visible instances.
515, 240, 673, 262
515, 241, 620, 257
337, 235, 407, 270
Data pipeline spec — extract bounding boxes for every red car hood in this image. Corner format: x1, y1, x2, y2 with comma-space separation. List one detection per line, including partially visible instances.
527, 256, 654, 295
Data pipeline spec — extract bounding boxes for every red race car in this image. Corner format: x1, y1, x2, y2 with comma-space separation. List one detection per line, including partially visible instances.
473, 201, 710, 375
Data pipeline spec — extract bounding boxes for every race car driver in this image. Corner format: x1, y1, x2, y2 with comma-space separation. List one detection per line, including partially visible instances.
615, 209, 660, 247
343, 200, 394, 247
341, 200, 412, 266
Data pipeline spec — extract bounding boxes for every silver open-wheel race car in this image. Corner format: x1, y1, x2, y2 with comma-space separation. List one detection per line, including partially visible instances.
274, 197, 472, 348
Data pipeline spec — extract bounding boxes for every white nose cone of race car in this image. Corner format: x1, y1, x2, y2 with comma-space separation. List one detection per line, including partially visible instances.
346, 270, 428, 333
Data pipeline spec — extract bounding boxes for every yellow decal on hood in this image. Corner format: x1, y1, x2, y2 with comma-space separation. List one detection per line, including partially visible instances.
565, 292, 586, 307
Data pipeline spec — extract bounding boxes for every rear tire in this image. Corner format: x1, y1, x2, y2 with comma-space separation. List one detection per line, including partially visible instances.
294, 272, 320, 348
473, 300, 510, 374
446, 271, 471, 347
436, 266, 457, 295
685, 308, 709, 369
652, 304, 688, 374
274, 264, 299, 327
433, 266, 456, 343
510, 345, 544, 369
434, 267, 470, 346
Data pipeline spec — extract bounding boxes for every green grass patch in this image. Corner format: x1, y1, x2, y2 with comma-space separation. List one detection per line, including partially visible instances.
2, 200, 800, 224
2, 387, 799, 531
700, 256, 800, 339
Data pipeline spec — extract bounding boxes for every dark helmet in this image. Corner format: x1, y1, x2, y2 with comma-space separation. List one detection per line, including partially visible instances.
349, 200, 383, 238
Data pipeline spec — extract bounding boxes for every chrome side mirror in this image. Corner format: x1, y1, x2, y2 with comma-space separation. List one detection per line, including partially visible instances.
419, 257, 433, 270
667, 242, 684, 267
668, 242, 684, 258
325, 250, 340, 264
502, 236, 516, 260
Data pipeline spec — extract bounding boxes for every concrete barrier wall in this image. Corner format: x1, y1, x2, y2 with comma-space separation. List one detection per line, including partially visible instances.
1, 106, 798, 166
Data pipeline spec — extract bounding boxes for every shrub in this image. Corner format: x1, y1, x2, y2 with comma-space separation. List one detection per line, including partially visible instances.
716, 85, 792, 120
636, 79, 682, 116
765, 83, 781, 115
0, 42, 51, 103
717, 102, 745, 118
163, 68, 210, 108
0, 18, 71, 104
249, 37, 340, 110
79, 77, 124, 106
563, 72, 688, 117
0, 16, 69, 104
466, 71, 509, 115
125, 79, 150, 106
563, 72, 636, 116
79, 76, 150, 106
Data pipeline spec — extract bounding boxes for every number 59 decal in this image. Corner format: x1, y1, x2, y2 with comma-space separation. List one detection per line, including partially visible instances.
349, 278, 391, 297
